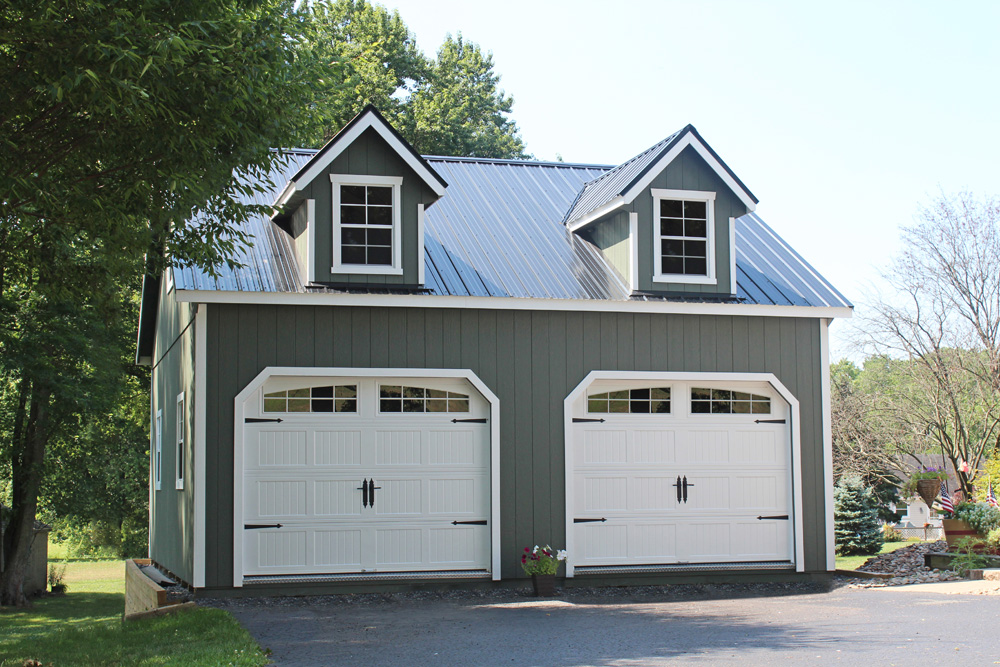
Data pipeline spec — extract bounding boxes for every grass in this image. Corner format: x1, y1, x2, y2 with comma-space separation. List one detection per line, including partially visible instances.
0, 560, 268, 666
835, 540, 917, 570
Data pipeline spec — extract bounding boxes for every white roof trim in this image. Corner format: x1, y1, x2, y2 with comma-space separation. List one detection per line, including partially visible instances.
272, 111, 447, 210
566, 196, 625, 232
622, 132, 757, 213
174, 288, 853, 319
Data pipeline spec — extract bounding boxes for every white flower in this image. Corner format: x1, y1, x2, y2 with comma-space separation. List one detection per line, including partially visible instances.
532, 545, 539, 553
556, 550, 567, 561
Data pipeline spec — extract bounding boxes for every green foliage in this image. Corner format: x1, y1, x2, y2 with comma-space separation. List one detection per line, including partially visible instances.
882, 524, 904, 542
520, 545, 566, 576
901, 468, 949, 496
834, 476, 885, 556
952, 502, 1000, 536
986, 528, 1000, 550
307, 1, 528, 158
950, 537, 992, 577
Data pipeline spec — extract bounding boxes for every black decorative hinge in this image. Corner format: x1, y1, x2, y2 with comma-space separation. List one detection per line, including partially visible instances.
452, 520, 488, 525
244, 523, 283, 529
452, 418, 488, 423
573, 418, 605, 423
757, 515, 789, 520
573, 518, 607, 523
755, 419, 786, 424
245, 417, 284, 423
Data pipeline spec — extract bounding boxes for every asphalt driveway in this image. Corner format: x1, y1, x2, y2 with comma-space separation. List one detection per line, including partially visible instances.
220, 582, 1000, 666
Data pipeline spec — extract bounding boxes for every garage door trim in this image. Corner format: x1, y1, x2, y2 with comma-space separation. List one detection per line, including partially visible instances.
233, 367, 501, 588
563, 371, 803, 577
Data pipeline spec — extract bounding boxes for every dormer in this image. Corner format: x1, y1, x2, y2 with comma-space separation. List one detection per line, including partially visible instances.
563, 125, 757, 297
272, 106, 447, 287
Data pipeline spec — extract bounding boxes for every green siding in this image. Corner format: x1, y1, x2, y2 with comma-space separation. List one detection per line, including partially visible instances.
301, 127, 439, 285
149, 275, 197, 583
289, 201, 309, 283
202, 304, 830, 589
585, 210, 631, 282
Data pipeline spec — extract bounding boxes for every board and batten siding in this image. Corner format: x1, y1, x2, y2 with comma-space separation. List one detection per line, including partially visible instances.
149, 276, 197, 583
583, 210, 631, 285
202, 303, 827, 588
297, 127, 439, 286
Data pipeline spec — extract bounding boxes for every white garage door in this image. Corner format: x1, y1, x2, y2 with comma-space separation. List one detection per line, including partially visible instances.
571, 380, 792, 568
241, 376, 491, 577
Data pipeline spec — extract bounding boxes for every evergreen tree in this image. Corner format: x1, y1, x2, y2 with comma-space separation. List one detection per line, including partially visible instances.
834, 476, 885, 556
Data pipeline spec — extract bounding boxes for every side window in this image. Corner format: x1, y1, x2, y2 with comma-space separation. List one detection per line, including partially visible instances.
378, 385, 470, 413
175, 393, 185, 490
154, 409, 162, 491
651, 189, 716, 285
691, 388, 770, 414
587, 387, 671, 414
263, 385, 358, 413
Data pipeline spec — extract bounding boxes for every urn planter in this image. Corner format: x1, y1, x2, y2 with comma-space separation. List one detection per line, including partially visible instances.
531, 574, 557, 597
942, 518, 978, 548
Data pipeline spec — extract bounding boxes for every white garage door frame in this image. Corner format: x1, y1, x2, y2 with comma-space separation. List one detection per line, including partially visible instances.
563, 371, 804, 577
232, 366, 501, 587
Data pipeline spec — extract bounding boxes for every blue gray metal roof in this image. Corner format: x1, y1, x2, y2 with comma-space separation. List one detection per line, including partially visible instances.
173, 152, 850, 309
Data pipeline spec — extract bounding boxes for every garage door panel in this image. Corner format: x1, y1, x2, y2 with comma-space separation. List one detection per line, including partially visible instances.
629, 523, 679, 560
428, 429, 483, 466
427, 477, 480, 514
315, 430, 362, 466
314, 529, 363, 568
582, 429, 628, 464
634, 430, 675, 464
732, 475, 785, 510
633, 477, 675, 511
680, 430, 730, 464
429, 526, 486, 566
680, 522, 732, 560
375, 528, 423, 566
734, 521, 788, 559
683, 475, 731, 511
256, 480, 307, 517
314, 480, 363, 516
581, 476, 629, 511
252, 430, 307, 467
578, 524, 628, 561
376, 430, 422, 466
729, 430, 782, 465
253, 530, 307, 569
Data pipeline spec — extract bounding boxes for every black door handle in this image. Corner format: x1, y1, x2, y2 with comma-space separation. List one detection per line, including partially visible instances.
357, 479, 369, 507
673, 476, 682, 504
682, 476, 694, 503
370, 478, 381, 508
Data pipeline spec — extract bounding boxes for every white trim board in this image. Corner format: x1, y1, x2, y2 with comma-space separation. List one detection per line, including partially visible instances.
820, 319, 835, 571
193, 304, 208, 589
329, 174, 404, 276
650, 188, 717, 286
563, 371, 805, 577
175, 289, 853, 320
231, 367, 502, 587
273, 110, 447, 209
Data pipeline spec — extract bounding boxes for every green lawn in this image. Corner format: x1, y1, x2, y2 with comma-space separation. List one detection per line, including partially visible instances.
0, 560, 268, 666
835, 540, 915, 571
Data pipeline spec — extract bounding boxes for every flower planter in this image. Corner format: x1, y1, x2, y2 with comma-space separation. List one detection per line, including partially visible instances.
942, 518, 979, 547
915, 478, 941, 509
532, 574, 557, 597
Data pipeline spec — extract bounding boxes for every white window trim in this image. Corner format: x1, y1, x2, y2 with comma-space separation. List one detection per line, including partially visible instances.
330, 174, 404, 276
651, 188, 717, 286
175, 393, 185, 490
154, 409, 162, 492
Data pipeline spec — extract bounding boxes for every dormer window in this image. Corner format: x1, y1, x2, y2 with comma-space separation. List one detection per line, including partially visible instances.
651, 189, 716, 285
331, 174, 403, 275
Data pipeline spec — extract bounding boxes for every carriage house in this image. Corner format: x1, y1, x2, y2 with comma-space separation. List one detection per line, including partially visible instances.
137, 106, 851, 594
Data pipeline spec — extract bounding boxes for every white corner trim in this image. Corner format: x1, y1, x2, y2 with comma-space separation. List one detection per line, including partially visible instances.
306, 199, 316, 284
651, 189, 717, 285
622, 133, 757, 212
231, 367, 502, 587
628, 212, 638, 291
820, 318, 835, 571
292, 113, 446, 199
154, 409, 162, 492
174, 288, 854, 320
566, 196, 626, 232
563, 371, 804, 576
193, 305, 207, 588
330, 174, 403, 276
729, 217, 737, 296
418, 203, 426, 286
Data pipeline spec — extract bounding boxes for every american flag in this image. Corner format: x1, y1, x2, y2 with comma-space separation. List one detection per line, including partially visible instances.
939, 480, 955, 514
988, 482, 999, 509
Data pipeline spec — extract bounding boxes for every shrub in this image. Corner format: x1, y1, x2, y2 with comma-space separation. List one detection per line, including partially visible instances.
950, 537, 993, 577
882, 524, 904, 542
985, 528, 1000, 551
835, 476, 884, 556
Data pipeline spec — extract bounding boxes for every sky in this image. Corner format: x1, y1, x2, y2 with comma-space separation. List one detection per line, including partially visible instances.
380, 0, 1000, 358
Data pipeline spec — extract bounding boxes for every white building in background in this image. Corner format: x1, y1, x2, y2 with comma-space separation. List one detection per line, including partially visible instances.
895, 497, 941, 527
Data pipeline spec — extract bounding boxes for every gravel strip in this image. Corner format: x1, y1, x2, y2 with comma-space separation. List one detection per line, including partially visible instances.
842, 540, 963, 588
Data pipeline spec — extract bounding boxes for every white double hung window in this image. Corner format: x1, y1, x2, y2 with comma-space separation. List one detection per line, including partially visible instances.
154, 409, 162, 491
331, 174, 403, 275
175, 393, 185, 490
651, 188, 716, 285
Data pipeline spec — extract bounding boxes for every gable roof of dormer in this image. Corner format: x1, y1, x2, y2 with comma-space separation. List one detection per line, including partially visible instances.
272, 105, 448, 210
562, 124, 758, 231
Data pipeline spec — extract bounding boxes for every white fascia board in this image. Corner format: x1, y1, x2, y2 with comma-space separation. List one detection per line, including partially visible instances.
232, 367, 502, 585
418, 203, 426, 285
566, 196, 626, 232
273, 181, 296, 212
820, 318, 835, 571
291, 115, 446, 202
622, 134, 757, 213
193, 305, 207, 589
175, 289, 853, 320
306, 199, 316, 284
729, 217, 737, 296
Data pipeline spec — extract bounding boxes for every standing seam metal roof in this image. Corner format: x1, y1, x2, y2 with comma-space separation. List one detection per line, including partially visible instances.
173, 151, 851, 310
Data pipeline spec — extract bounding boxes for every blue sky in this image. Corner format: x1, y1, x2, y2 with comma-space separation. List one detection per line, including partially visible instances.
381, 0, 1000, 358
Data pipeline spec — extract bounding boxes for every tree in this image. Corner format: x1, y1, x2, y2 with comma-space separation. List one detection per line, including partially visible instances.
834, 476, 884, 556
407, 34, 528, 158
0, 0, 338, 606
307, 3, 528, 158
855, 193, 1000, 497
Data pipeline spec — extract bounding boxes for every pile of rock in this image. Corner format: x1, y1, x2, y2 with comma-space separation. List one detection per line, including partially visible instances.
847, 540, 963, 587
